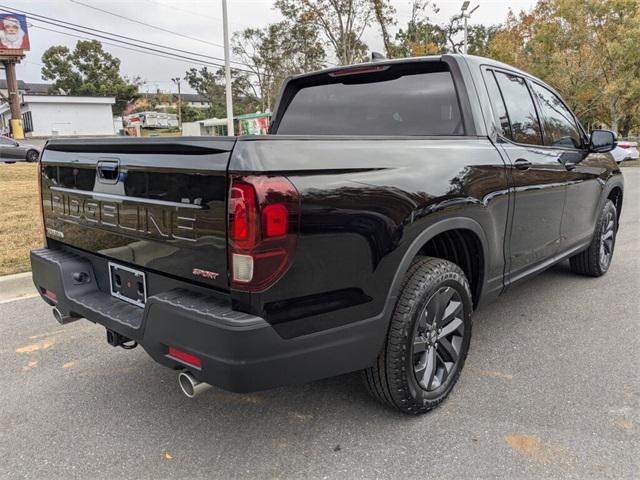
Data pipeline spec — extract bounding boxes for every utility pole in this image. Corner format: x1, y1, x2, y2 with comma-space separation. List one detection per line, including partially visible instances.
172, 77, 182, 132
460, 2, 479, 55
2, 60, 24, 139
222, 0, 234, 136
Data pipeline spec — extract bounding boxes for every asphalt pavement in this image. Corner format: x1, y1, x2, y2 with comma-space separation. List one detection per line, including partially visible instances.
1, 170, 638, 479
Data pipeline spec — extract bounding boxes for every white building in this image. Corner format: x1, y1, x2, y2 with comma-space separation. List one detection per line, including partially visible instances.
182, 117, 229, 136
0, 95, 116, 137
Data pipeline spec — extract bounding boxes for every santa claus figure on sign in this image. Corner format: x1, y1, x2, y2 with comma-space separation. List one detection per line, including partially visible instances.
0, 16, 28, 50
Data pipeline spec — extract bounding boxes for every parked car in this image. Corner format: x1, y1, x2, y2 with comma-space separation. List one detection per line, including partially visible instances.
611, 140, 639, 163
31, 54, 623, 414
0, 136, 40, 163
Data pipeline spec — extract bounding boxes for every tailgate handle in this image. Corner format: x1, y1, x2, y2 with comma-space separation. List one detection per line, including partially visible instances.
97, 160, 120, 184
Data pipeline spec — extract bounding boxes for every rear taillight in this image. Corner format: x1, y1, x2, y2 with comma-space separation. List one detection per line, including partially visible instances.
228, 175, 300, 291
619, 143, 630, 149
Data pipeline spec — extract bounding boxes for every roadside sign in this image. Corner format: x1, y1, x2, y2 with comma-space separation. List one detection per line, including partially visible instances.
0, 14, 30, 54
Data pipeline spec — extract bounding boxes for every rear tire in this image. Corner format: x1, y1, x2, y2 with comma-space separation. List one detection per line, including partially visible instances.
364, 256, 473, 414
26, 150, 39, 162
569, 199, 617, 277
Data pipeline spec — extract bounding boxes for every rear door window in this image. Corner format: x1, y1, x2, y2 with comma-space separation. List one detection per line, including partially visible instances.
529, 82, 582, 149
493, 71, 543, 145
276, 65, 463, 136
483, 70, 512, 139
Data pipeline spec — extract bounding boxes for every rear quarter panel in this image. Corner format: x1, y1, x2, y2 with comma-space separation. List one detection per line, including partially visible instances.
230, 136, 509, 338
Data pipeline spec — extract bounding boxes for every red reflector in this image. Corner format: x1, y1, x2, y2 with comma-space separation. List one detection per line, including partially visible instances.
43, 289, 57, 302
168, 347, 202, 368
263, 204, 288, 237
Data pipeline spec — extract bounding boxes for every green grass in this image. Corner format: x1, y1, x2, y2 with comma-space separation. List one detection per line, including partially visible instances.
140, 128, 181, 137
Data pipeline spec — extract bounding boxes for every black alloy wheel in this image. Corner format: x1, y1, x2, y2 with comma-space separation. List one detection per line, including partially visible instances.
599, 208, 615, 271
412, 286, 465, 392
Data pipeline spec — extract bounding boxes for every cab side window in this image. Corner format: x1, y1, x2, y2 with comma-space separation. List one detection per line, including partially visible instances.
494, 71, 543, 146
483, 70, 512, 139
529, 82, 582, 149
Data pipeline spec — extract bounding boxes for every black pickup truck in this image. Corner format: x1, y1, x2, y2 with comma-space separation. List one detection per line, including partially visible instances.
31, 55, 623, 414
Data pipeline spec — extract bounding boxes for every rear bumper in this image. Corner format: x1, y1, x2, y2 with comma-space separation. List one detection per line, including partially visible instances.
30, 247, 386, 392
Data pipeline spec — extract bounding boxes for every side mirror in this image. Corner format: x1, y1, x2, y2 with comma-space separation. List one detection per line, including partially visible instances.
589, 129, 617, 153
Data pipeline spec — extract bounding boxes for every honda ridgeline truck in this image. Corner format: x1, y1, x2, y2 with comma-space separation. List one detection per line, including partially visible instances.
31, 55, 623, 413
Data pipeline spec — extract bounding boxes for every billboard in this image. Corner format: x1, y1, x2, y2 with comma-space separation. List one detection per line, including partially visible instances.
0, 14, 30, 52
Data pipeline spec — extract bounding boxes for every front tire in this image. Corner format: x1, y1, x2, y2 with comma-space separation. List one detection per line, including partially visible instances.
364, 256, 473, 414
569, 199, 617, 277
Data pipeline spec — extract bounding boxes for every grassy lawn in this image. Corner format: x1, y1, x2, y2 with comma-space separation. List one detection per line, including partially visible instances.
140, 128, 181, 137
0, 163, 42, 276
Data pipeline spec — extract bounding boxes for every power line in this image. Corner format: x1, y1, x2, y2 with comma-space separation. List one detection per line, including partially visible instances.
68, 0, 227, 49
29, 23, 257, 75
144, 0, 250, 30
0, 4, 250, 68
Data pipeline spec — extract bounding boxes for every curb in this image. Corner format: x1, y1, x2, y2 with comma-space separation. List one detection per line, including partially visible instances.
0, 271, 38, 304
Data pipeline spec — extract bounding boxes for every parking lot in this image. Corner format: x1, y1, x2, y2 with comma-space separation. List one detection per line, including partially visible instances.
1, 169, 638, 480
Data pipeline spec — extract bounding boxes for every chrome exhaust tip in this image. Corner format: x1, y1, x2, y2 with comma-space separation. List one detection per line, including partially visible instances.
178, 371, 211, 398
52, 307, 80, 325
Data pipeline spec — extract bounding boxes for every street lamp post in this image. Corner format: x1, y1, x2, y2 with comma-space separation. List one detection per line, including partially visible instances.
460, 1, 479, 55
222, 0, 234, 136
171, 77, 182, 132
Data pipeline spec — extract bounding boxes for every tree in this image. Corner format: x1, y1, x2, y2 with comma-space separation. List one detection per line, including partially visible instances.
393, 2, 447, 57
232, 21, 326, 111
184, 66, 260, 118
41, 40, 140, 116
391, 1, 497, 58
370, 0, 397, 57
184, 67, 227, 118
276, 0, 387, 64
487, 0, 640, 134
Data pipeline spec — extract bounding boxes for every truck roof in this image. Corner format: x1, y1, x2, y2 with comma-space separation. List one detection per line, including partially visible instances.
287, 54, 534, 83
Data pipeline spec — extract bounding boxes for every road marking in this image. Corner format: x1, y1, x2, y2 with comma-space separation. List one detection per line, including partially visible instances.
22, 360, 38, 371
505, 434, 572, 465
29, 330, 65, 340
214, 392, 265, 405
472, 367, 514, 381
611, 418, 634, 431
15, 340, 54, 353
0, 293, 39, 305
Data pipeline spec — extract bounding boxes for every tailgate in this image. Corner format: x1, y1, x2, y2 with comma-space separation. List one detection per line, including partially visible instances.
40, 137, 234, 290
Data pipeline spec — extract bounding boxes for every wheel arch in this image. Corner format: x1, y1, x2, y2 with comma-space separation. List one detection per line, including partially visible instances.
607, 184, 623, 225
387, 218, 489, 310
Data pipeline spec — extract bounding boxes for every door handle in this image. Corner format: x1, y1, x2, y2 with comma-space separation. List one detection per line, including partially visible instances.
514, 158, 532, 170
96, 160, 120, 184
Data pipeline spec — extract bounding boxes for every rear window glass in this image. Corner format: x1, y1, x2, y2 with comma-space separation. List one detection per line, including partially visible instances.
275, 64, 463, 136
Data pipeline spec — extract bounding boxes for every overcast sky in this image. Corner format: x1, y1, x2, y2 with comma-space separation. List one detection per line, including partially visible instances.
7, 0, 536, 94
